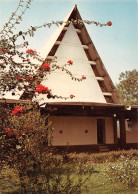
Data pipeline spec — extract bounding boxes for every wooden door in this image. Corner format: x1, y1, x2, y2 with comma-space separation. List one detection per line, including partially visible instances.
97, 119, 105, 144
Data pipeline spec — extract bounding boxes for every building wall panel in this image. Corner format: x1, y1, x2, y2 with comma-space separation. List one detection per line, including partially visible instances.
50, 116, 114, 146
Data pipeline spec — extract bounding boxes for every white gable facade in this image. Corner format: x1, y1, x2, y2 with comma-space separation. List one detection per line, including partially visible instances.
36, 24, 106, 104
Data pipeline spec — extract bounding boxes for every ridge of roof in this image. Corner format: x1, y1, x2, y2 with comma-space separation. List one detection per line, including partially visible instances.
40, 5, 77, 60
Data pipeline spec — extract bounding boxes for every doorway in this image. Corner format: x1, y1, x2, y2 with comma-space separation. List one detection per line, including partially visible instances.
97, 119, 105, 144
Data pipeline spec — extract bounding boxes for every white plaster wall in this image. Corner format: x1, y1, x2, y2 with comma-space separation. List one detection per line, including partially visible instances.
132, 120, 138, 131
126, 130, 138, 143
35, 24, 106, 104
50, 116, 114, 146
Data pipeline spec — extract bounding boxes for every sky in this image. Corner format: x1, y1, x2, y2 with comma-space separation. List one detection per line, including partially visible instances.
0, 0, 137, 84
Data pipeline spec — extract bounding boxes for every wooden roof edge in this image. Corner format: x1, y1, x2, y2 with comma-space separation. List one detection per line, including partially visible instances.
76, 13, 122, 105
0, 99, 31, 104
45, 102, 124, 107
84, 40, 122, 104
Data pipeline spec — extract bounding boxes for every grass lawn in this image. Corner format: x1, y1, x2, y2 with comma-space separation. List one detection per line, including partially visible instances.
0, 157, 137, 193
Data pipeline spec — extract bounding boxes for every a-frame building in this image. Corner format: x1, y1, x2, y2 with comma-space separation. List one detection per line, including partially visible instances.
1, 5, 137, 152
19, 5, 137, 152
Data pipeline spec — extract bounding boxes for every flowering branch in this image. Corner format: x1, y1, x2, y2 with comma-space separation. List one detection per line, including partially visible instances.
0, 0, 33, 39
6, 19, 112, 42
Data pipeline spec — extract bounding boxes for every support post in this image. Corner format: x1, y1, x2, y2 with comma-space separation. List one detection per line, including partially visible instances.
113, 117, 118, 144
119, 110, 126, 149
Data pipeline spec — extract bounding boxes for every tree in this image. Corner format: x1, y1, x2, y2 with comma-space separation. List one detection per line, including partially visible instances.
116, 69, 138, 106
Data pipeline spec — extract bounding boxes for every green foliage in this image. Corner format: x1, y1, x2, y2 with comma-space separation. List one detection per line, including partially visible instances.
1, 152, 137, 193
0, 154, 95, 193
0, 103, 97, 193
0, 102, 52, 166
103, 155, 137, 189
116, 69, 138, 105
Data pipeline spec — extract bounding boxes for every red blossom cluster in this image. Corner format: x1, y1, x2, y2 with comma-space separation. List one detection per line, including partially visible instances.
4, 126, 33, 139
82, 75, 86, 79
35, 84, 51, 94
12, 106, 25, 116
67, 60, 73, 64
42, 63, 50, 71
16, 76, 23, 82
4, 128, 19, 139
26, 75, 33, 81
107, 21, 112, 26
1, 47, 9, 53
25, 126, 33, 133
26, 49, 37, 54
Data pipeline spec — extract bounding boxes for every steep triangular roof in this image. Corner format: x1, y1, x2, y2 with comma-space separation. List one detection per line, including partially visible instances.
21, 5, 123, 105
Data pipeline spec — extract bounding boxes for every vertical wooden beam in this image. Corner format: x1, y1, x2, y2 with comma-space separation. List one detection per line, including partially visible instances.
119, 111, 126, 148
113, 117, 118, 144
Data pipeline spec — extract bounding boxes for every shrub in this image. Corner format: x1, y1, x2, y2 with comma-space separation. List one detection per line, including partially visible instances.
67, 150, 138, 164
102, 155, 137, 189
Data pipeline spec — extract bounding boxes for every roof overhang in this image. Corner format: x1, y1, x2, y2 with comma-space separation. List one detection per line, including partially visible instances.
44, 102, 124, 108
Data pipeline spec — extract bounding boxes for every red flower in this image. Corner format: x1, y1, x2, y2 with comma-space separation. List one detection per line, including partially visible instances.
48, 149, 53, 152
7, 131, 14, 137
26, 75, 33, 81
35, 84, 50, 94
1, 47, 6, 53
10, 58, 13, 61
70, 94, 75, 98
16, 135, 19, 139
12, 106, 25, 116
82, 75, 86, 79
42, 63, 50, 71
16, 76, 23, 82
1, 48, 9, 54
8, 156, 11, 160
27, 58, 30, 61
26, 49, 37, 54
4, 128, 11, 133
67, 60, 73, 64
107, 21, 112, 26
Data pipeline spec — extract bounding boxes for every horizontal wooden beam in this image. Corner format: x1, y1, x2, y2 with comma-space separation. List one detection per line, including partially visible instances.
63, 27, 81, 34
46, 56, 96, 65
75, 29, 81, 34
47, 56, 57, 60
55, 41, 89, 50
90, 61, 96, 65
96, 77, 104, 81
103, 92, 112, 96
